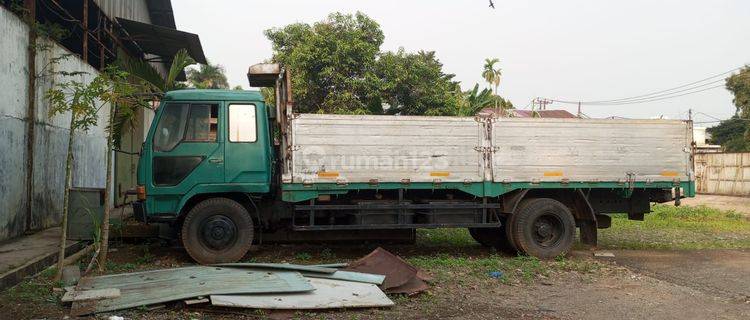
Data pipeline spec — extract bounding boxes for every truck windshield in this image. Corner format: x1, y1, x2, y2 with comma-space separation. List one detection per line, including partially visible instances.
153, 103, 189, 151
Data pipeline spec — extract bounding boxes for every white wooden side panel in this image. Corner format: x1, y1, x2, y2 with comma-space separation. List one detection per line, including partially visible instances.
695, 152, 750, 196
290, 114, 483, 183
491, 118, 692, 182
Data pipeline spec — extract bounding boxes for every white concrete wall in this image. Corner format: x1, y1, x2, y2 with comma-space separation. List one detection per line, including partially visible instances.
0, 7, 31, 241
0, 7, 110, 241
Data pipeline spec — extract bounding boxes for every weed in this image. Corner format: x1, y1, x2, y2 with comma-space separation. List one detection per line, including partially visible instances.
106, 261, 137, 272
320, 248, 335, 260
295, 252, 312, 261
136, 246, 155, 265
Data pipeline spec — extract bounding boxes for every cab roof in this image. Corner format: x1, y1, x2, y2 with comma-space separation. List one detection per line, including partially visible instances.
163, 89, 264, 102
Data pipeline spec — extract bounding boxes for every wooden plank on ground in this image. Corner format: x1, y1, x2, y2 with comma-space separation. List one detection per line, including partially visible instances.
61, 288, 120, 302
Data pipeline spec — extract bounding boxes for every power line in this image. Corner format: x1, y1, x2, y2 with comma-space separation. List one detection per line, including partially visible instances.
558, 84, 724, 106
548, 66, 743, 106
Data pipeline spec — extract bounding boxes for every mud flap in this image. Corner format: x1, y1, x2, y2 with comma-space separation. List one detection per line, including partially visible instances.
579, 221, 598, 246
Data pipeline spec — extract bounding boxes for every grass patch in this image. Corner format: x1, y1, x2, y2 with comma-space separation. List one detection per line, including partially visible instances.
597, 204, 750, 250
407, 251, 601, 284
417, 228, 476, 247
2, 267, 62, 305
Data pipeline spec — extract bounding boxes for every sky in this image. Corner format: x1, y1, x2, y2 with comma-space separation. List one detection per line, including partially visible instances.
171, 0, 750, 124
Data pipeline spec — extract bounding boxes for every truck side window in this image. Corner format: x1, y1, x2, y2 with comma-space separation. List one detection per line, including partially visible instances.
228, 104, 257, 142
153, 103, 218, 151
153, 103, 189, 151
185, 104, 218, 142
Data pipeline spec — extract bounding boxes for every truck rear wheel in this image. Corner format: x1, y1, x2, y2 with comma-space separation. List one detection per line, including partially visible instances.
181, 198, 254, 264
506, 198, 575, 259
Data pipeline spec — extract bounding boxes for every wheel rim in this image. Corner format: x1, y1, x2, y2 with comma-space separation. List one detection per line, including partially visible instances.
199, 215, 238, 250
531, 214, 564, 248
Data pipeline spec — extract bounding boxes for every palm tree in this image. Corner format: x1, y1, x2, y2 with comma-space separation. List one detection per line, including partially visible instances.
482, 58, 498, 88
482, 58, 503, 109
187, 63, 229, 89
117, 48, 196, 93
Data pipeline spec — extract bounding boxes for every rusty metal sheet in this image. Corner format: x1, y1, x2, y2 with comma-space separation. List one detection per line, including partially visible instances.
386, 277, 429, 295
70, 266, 313, 315
211, 278, 394, 310
345, 248, 417, 289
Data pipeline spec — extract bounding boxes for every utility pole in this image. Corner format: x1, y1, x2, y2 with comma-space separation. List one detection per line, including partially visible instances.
533, 98, 552, 111
688, 108, 693, 121
577, 101, 582, 118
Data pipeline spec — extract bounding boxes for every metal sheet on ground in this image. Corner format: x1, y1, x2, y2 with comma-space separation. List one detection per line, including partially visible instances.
213, 263, 337, 274
211, 278, 394, 309
70, 266, 313, 315
301, 270, 385, 285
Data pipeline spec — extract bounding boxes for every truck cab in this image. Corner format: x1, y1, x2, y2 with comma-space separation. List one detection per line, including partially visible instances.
134, 90, 274, 262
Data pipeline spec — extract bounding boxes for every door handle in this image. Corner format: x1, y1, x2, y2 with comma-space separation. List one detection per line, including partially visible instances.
208, 158, 223, 164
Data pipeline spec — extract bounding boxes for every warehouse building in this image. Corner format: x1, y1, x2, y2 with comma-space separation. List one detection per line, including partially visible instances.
0, 0, 205, 241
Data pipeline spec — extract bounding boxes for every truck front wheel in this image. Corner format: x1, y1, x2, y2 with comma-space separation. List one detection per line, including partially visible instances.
506, 198, 575, 259
181, 198, 254, 264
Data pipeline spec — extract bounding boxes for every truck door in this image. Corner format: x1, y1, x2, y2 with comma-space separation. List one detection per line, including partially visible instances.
149, 102, 224, 208
223, 103, 270, 191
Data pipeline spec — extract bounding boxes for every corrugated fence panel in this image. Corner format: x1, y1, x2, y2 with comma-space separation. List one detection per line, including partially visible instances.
290, 114, 483, 183
695, 152, 750, 196
491, 118, 693, 182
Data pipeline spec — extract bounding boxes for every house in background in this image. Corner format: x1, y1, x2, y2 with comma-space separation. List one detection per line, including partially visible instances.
693, 127, 722, 153
0, 0, 205, 242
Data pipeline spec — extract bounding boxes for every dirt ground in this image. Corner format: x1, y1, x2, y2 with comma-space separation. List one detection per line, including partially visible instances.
2, 200, 750, 319
681, 194, 750, 217
2, 241, 749, 320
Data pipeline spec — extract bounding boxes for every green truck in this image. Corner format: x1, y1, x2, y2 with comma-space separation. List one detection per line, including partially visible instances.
133, 63, 695, 264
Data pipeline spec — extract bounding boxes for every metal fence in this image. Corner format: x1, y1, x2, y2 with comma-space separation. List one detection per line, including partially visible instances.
695, 152, 750, 196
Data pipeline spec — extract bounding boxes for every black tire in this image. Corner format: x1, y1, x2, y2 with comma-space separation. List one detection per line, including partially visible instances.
181, 198, 254, 264
507, 198, 575, 259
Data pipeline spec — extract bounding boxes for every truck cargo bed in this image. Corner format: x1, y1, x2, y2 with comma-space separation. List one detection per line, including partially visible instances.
285, 114, 692, 185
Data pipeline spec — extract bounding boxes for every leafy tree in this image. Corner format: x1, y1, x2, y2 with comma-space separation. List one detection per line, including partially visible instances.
376, 49, 462, 115
232, 85, 244, 91
707, 116, 750, 152
264, 12, 385, 114
187, 63, 230, 89
46, 66, 151, 277
726, 66, 750, 119
725, 66, 750, 144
